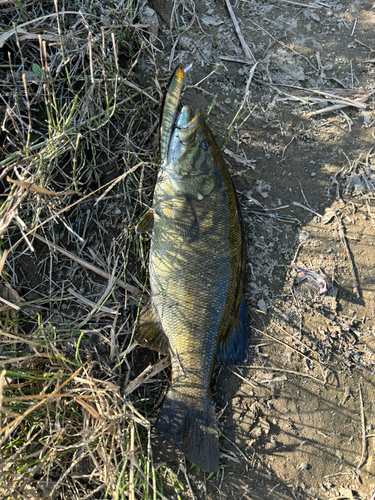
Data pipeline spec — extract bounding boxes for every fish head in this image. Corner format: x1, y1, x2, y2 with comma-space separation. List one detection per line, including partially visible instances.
164, 105, 218, 200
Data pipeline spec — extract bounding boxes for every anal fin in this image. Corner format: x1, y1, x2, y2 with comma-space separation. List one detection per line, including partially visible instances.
216, 297, 249, 365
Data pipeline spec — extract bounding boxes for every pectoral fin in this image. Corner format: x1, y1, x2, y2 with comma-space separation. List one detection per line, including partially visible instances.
136, 209, 154, 234
137, 304, 169, 354
216, 298, 249, 365
161, 195, 198, 242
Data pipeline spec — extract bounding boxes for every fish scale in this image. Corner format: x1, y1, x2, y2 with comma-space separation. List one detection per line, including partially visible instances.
136, 66, 249, 472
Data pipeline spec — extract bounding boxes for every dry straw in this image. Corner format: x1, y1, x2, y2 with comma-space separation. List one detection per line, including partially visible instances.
0, 0, 179, 497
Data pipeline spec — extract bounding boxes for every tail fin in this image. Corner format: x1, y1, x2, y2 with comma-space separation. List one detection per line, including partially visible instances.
153, 389, 219, 473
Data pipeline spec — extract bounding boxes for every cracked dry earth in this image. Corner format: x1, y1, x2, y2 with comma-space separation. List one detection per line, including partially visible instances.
142, 0, 375, 498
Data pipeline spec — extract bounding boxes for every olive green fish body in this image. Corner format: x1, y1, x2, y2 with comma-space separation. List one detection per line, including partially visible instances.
137, 70, 248, 472
151, 120, 245, 388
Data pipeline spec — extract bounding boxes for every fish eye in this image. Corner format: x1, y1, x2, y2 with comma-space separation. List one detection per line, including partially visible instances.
201, 139, 210, 151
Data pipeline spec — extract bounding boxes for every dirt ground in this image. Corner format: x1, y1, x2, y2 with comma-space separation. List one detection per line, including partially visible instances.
146, 0, 375, 498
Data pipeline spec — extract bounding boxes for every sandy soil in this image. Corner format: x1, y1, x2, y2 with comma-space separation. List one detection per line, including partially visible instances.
145, 0, 375, 498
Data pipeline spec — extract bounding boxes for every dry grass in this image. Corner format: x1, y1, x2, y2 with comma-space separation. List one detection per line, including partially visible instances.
0, 0, 180, 497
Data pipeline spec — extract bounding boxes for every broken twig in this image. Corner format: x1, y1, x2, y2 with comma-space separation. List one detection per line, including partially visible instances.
224, 0, 255, 62
219, 55, 254, 65
292, 201, 323, 217
335, 214, 360, 298
357, 383, 367, 468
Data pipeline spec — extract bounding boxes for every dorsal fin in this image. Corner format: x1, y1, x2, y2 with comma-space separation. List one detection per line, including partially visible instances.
216, 297, 249, 365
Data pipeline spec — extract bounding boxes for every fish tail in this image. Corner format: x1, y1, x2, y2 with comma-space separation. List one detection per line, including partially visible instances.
153, 389, 219, 473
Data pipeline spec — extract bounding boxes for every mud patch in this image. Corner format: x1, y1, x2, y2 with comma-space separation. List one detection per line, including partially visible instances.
147, 0, 375, 497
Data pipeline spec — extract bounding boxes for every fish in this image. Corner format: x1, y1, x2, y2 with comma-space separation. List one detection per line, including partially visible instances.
136, 66, 249, 473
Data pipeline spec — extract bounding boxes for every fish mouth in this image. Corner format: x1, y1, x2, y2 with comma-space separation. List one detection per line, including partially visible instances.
165, 106, 202, 158
160, 65, 203, 162
178, 108, 203, 145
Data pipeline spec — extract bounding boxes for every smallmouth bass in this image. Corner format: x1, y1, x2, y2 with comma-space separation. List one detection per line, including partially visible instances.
137, 66, 249, 473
